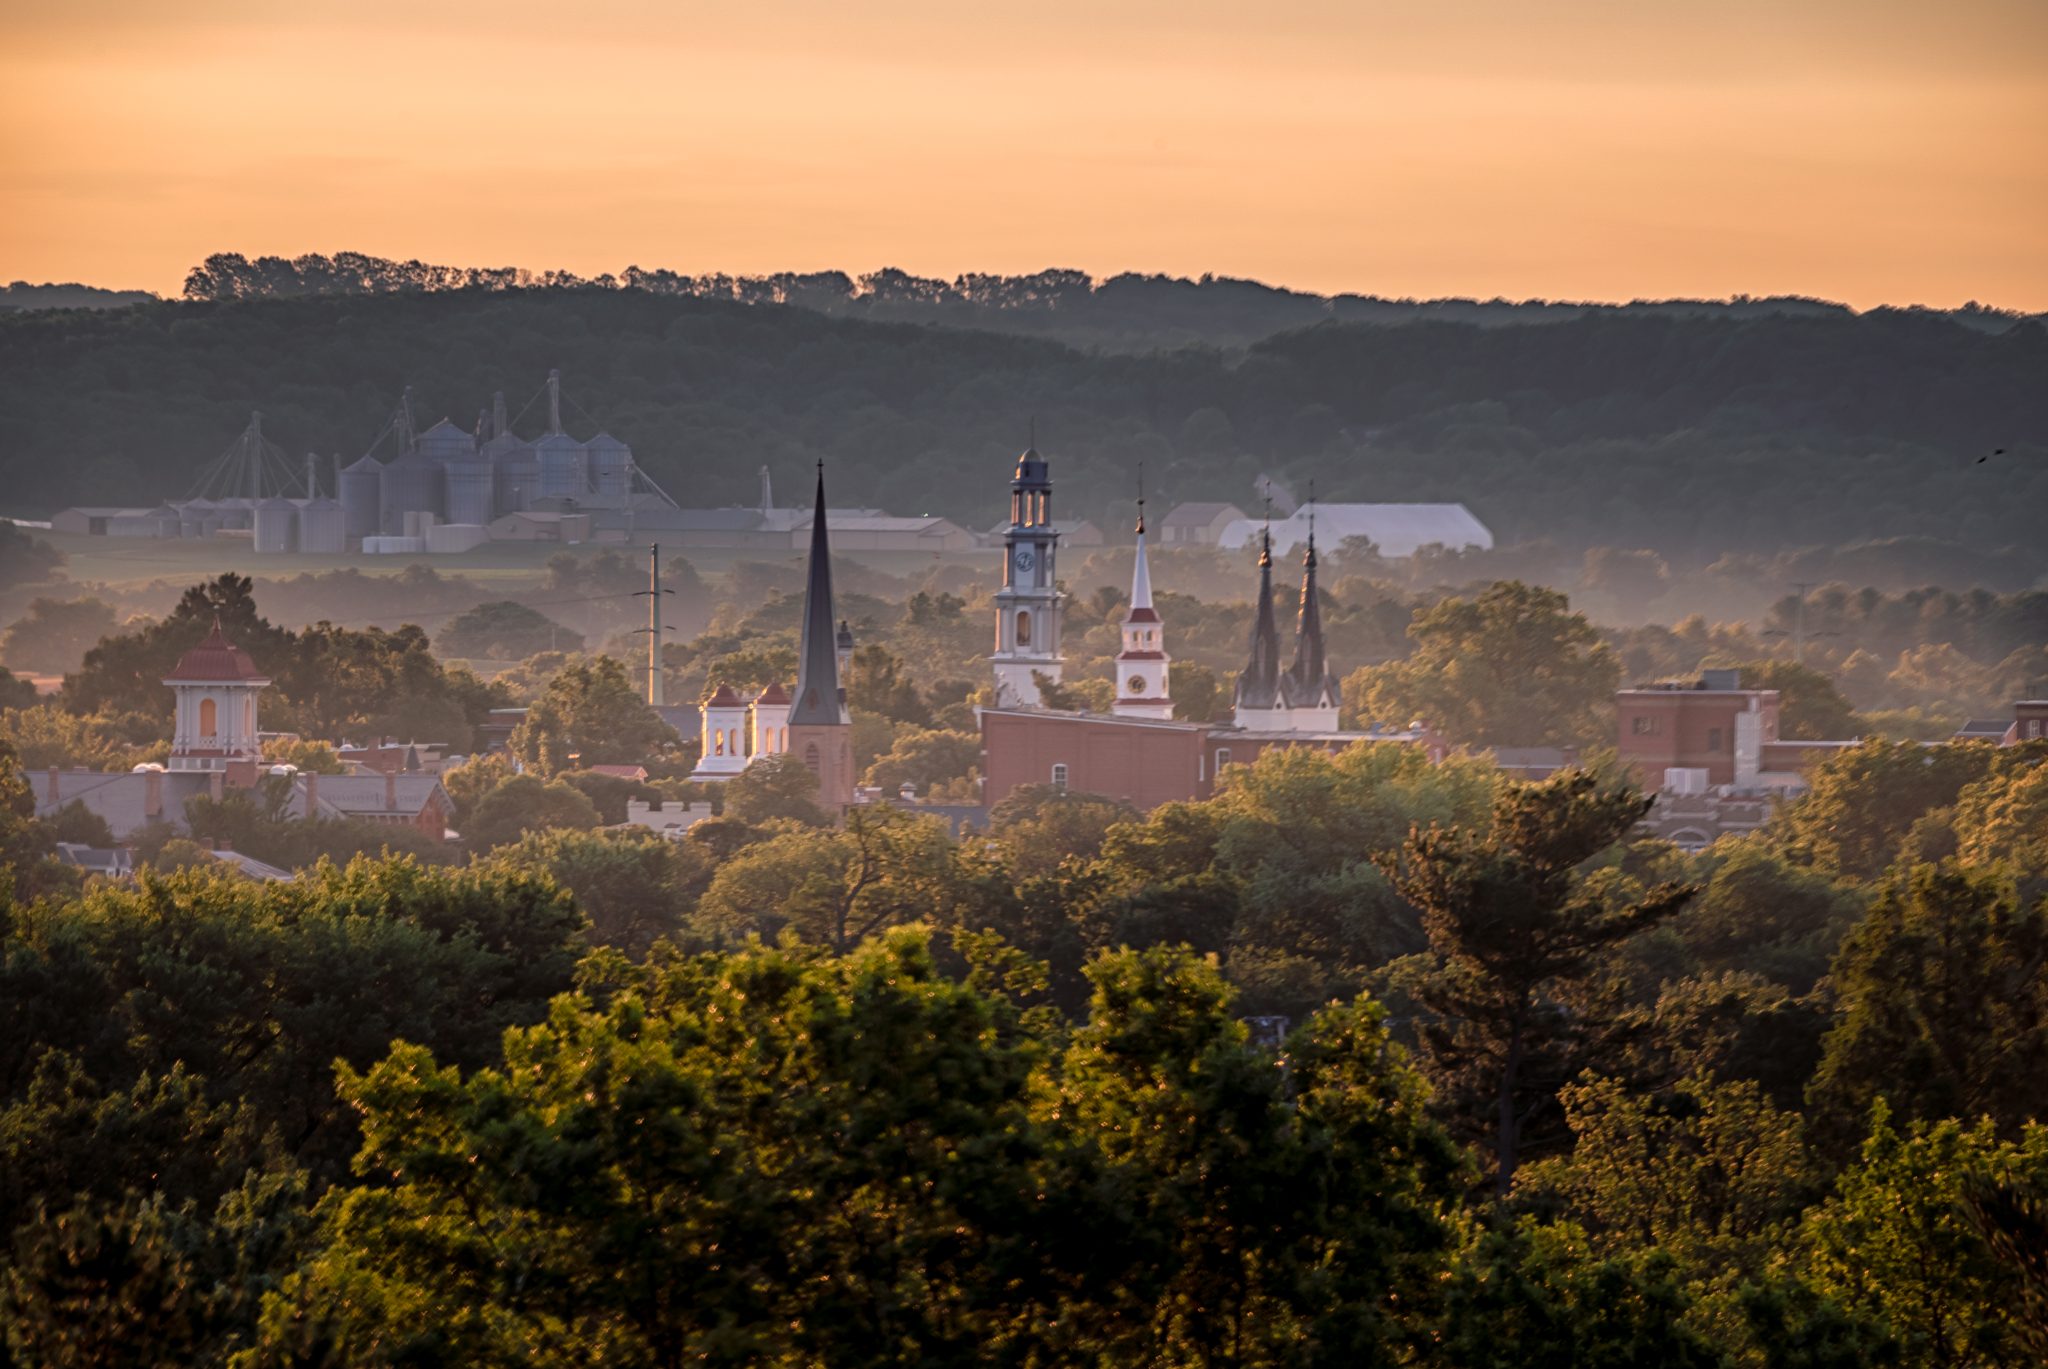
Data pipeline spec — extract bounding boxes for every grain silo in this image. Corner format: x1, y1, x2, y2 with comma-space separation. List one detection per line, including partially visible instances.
379, 448, 444, 533
585, 431, 631, 496
533, 431, 586, 497
252, 496, 297, 553
443, 457, 496, 527
493, 439, 539, 514
337, 455, 383, 539
213, 498, 256, 530
414, 418, 476, 464
295, 497, 346, 554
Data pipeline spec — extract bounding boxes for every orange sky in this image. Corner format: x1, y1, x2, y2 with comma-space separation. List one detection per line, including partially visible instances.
4, 0, 2045, 307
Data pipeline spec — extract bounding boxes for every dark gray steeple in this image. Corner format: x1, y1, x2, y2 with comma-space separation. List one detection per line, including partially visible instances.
1233, 525, 1283, 711
1283, 524, 1339, 708
788, 463, 849, 726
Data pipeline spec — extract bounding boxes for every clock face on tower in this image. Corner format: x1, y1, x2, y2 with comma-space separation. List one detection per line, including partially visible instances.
1014, 547, 1035, 575
1127, 674, 1146, 693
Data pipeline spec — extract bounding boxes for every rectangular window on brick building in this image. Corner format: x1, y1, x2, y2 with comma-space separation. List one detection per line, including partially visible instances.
1631, 716, 1657, 735
1707, 727, 1723, 752
1050, 762, 1068, 791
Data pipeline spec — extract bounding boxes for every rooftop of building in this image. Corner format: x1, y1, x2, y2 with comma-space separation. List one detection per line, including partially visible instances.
163, 620, 270, 684
1218, 503, 1494, 557
1160, 501, 1247, 525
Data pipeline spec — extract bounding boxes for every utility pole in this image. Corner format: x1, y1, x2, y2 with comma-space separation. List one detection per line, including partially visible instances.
636, 542, 674, 706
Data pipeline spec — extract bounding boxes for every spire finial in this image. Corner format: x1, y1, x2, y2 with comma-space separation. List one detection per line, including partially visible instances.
1135, 460, 1146, 535
1305, 478, 1317, 565
1028, 415, 1037, 452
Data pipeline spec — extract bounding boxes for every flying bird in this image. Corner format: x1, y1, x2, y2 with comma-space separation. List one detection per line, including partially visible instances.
1978, 447, 2005, 463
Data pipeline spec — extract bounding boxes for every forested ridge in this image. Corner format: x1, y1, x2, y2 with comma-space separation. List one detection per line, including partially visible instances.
2, 283, 2042, 569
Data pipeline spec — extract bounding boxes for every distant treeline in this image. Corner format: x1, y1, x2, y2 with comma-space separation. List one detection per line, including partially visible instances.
173, 250, 2043, 351
1, 285, 2043, 572
0, 281, 158, 312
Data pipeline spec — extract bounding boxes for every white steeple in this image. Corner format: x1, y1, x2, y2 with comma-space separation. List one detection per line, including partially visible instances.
1113, 482, 1173, 720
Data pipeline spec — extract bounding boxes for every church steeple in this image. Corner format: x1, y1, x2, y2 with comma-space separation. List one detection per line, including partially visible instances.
789, 463, 847, 726
1280, 501, 1341, 728
1232, 522, 1284, 721
1287, 527, 1326, 695
1113, 476, 1172, 720
784, 463, 855, 812
991, 430, 1066, 707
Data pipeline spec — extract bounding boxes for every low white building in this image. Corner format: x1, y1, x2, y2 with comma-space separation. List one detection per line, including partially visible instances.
1219, 503, 1493, 558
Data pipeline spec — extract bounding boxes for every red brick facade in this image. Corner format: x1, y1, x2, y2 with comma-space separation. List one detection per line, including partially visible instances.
980, 709, 1210, 811
1616, 684, 1780, 787
979, 710, 1443, 813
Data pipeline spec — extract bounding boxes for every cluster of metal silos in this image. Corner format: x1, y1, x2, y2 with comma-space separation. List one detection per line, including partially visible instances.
322, 374, 638, 549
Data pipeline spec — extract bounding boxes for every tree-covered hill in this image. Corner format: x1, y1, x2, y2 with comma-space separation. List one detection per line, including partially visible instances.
2, 286, 2042, 570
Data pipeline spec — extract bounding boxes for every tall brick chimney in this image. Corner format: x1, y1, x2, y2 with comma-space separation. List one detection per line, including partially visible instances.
144, 769, 163, 818
303, 771, 319, 818
44, 768, 58, 805
384, 769, 397, 815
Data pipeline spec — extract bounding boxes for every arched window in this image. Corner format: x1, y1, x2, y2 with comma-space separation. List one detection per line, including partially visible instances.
804, 742, 822, 776
1016, 610, 1031, 647
1051, 762, 1069, 791
199, 697, 217, 738
713, 730, 725, 756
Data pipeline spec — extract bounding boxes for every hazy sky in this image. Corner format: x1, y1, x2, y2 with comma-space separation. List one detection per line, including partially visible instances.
4, 0, 2045, 306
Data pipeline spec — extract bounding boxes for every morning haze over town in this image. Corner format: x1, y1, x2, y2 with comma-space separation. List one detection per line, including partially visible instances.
0, 2, 2044, 1363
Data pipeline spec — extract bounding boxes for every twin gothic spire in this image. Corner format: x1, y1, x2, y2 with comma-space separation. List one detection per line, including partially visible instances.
1233, 511, 1337, 719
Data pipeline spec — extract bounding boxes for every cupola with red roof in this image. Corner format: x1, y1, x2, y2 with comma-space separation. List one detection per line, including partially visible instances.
163, 618, 271, 771
690, 681, 752, 779
752, 680, 792, 757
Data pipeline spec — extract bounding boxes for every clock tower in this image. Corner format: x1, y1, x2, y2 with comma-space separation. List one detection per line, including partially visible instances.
991, 439, 1064, 707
